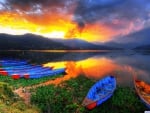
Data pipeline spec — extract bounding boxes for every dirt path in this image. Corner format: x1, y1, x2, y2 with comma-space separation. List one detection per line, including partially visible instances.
13, 64, 80, 104
13, 84, 50, 104
13, 76, 66, 104
13, 87, 31, 104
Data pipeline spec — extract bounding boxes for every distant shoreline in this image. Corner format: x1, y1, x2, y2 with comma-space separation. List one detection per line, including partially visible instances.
0, 49, 122, 53
0, 49, 150, 53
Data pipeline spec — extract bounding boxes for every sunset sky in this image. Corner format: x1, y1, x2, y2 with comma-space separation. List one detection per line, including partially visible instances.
0, 0, 150, 42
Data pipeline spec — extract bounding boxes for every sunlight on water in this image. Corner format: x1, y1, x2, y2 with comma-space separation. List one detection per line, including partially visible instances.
43, 57, 118, 79
42, 53, 150, 86
0, 51, 150, 86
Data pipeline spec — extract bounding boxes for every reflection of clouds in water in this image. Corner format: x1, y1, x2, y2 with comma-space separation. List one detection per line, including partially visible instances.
41, 61, 82, 85
65, 61, 82, 78
43, 54, 150, 86
112, 65, 150, 86
78, 58, 119, 78
110, 54, 150, 85
43, 61, 66, 69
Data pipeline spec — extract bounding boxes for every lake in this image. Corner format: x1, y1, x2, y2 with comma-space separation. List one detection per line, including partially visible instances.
0, 50, 150, 86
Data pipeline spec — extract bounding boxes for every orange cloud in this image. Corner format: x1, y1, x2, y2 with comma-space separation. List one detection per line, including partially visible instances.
0, 10, 122, 42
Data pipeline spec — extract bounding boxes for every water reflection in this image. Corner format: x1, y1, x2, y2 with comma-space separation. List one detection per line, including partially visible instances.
0, 50, 150, 86
42, 52, 150, 86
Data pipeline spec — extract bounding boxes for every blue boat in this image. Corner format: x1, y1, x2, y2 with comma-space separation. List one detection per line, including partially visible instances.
0, 64, 39, 70
134, 79, 150, 109
0, 59, 66, 80
23, 68, 66, 79
2, 67, 52, 76
82, 76, 116, 110
1, 65, 50, 72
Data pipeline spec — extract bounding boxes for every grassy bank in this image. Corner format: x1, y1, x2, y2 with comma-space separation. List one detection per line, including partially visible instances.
0, 82, 40, 113
0, 74, 148, 113
31, 76, 148, 113
0, 74, 63, 88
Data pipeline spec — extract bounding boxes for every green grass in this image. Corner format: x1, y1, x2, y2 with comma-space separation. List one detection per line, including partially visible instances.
0, 82, 15, 104
0, 74, 64, 88
31, 76, 148, 113
0, 82, 40, 113
0, 101, 40, 113
0, 74, 149, 113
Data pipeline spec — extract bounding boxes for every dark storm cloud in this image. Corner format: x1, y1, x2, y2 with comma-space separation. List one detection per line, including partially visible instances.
2, 0, 150, 30
7, 0, 65, 7
74, 0, 150, 29
4, 0, 77, 11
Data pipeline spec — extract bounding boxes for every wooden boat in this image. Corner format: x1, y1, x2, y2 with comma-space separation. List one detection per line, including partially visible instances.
134, 78, 150, 109
23, 68, 66, 79
0, 59, 66, 80
0, 66, 52, 76
82, 76, 116, 110
11, 68, 66, 79
0, 65, 40, 72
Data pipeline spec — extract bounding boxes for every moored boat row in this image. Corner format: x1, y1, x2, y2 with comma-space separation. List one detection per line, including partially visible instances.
0, 59, 66, 80
12, 68, 66, 79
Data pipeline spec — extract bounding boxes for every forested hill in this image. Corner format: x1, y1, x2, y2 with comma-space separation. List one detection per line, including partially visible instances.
0, 33, 118, 50
0, 34, 69, 50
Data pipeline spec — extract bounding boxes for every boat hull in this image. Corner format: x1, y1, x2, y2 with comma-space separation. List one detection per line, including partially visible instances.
82, 76, 116, 110
134, 79, 150, 109
0, 59, 66, 79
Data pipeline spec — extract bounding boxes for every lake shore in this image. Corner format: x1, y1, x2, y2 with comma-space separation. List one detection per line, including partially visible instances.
0, 74, 148, 113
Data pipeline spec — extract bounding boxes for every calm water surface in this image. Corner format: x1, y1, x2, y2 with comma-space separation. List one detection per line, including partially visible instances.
0, 50, 150, 86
